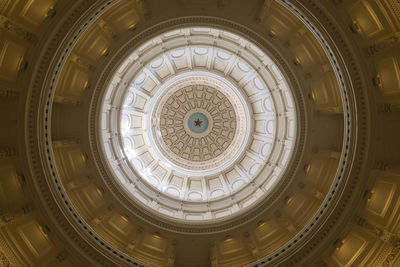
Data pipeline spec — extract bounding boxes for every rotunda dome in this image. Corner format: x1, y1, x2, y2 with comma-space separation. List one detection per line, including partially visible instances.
6, 0, 397, 266
101, 27, 296, 222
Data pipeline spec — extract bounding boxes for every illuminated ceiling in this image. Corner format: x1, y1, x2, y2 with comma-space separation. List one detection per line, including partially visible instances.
101, 27, 296, 222
0, 0, 399, 266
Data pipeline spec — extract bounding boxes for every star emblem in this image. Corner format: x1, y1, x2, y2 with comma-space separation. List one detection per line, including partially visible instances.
194, 118, 202, 127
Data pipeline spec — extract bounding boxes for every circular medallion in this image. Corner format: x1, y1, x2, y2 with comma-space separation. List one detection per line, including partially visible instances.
183, 109, 214, 138
150, 75, 246, 174
187, 112, 209, 134
157, 82, 237, 164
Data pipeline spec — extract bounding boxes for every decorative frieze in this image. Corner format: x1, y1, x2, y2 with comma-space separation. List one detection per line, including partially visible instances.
256, 0, 274, 22
379, 103, 400, 113
374, 161, 400, 174
0, 251, 12, 267
367, 33, 400, 56
0, 88, 18, 99
0, 204, 34, 227
0, 15, 37, 42
0, 147, 17, 158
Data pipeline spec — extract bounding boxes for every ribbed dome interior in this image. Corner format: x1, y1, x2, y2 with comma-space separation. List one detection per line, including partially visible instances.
0, 0, 399, 266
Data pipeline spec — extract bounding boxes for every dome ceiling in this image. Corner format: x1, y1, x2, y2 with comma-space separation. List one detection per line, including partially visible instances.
2, 0, 399, 266
101, 27, 296, 222
45, 2, 349, 263
153, 75, 244, 173
16, 0, 350, 265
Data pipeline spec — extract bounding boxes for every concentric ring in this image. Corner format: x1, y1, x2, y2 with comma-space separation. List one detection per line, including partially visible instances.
149, 74, 247, 173
101, 26, 297, 222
